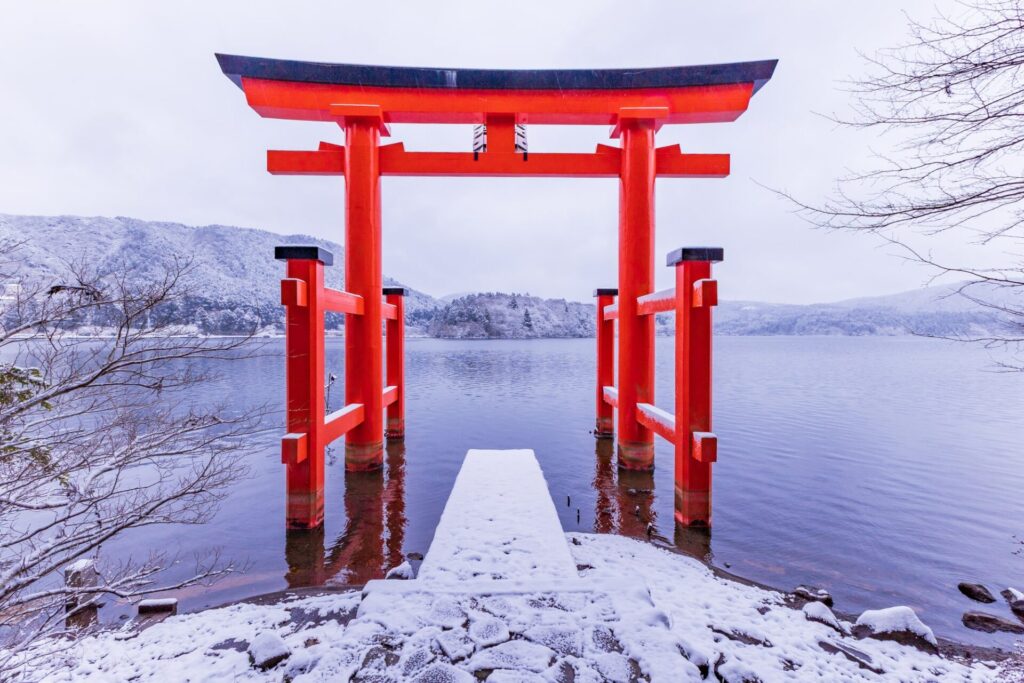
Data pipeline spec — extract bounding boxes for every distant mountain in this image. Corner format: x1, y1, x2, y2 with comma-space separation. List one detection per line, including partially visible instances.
714, 283, 1019, 337
1, 213, 1016, 338
0, 213, 441, 335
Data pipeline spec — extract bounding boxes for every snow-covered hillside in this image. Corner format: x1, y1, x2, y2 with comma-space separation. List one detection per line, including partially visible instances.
1, 213, 1017, 338
427, 292, 595, 339
714, 282, 1018, 336
0, 214, 440, 335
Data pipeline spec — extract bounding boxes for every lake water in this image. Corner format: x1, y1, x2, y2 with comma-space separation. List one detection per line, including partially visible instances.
106, 336, 1024, 648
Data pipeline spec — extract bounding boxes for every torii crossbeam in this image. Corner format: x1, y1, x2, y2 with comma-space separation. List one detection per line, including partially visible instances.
216, 54, 776, 529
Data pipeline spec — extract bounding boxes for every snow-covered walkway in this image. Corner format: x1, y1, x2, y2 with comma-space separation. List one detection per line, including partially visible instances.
17, 450, 1015, 681
416, 449, 577, 583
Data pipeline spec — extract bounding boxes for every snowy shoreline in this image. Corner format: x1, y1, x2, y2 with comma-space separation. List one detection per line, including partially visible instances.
14, 532, 1020, 682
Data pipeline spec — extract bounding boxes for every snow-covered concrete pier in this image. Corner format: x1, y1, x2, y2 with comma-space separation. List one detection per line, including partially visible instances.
414, 449, 577, 583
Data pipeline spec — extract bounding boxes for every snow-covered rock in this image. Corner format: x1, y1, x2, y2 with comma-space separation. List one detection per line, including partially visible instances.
465, 640, 555, 673
792, 584, 833, 606
412, 662, 475, 683
467, 614, 510, 647
1002, 587, 1024, 617
802, 601, 845, 634
385, 561, 414, 580
248, 631, 290, 670
853, 606, 938, 652
523, 624, 583, 657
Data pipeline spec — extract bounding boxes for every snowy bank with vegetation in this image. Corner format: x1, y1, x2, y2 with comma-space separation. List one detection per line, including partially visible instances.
14, 532, 1013, 682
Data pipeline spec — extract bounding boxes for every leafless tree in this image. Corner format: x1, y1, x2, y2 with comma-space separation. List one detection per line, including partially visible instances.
791, 0, 1024, 367
0, 243, 264, 679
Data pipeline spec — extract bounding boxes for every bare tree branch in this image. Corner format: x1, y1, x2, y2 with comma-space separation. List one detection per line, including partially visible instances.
782, 0, 1024, 368
0, 242, 267, 680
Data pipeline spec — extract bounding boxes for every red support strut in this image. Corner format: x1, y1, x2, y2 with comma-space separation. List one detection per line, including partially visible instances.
671, 247, 722, 526
343, 116, 385, 470
277, 246, 331, 529
616, 118, 657, 470
593, 288, 617, 438
384, 287, 406, 440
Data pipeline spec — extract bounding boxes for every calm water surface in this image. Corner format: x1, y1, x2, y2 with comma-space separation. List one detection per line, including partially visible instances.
107, 336, 1024, 648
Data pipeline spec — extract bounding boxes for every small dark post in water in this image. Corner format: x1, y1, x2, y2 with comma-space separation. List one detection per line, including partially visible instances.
593, 288, 618, 438
137, 598, 178, 616
64, 559, 99, 629
136, 598, 178, 628
384, 287, 406, 440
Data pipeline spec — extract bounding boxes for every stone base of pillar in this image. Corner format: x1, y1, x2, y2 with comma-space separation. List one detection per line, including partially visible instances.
385, 418, 405, 440
675, 486, 712, 527
345, 441, 385, 471
286, 489, 324, 530
616, 441, 654, 470
594, 417, 614, 439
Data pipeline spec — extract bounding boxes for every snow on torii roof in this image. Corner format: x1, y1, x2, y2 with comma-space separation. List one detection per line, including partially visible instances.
215, 53, 778, 126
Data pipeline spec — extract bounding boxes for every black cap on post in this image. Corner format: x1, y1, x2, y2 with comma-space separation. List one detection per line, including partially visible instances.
275, 245, 334, 266
593, 288, 619, 296
383, 287, 407, 296
666, 247, 724, 266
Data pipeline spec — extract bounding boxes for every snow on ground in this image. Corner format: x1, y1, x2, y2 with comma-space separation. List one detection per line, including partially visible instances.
10, 450, 1014, 681
16, 533, 1008, 682
568, 533, 1004, 682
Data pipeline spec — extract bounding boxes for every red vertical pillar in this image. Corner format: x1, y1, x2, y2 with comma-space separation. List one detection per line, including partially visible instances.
593, 288, 617, 438
384, 287, 405, 439
616, 120, 657, 470
344, 117, 384, 470
671, 247, 722, 526
276, 245, 332, 529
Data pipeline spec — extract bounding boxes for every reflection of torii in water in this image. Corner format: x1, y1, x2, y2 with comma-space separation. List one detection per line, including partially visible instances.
592, 438, 710, 560
284, 441, 407, 588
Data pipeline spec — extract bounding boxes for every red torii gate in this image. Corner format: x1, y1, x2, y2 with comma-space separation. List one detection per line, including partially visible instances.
216, 54, 776, 529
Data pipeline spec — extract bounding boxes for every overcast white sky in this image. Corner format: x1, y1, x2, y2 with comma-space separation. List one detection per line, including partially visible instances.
0, 0, 990, 303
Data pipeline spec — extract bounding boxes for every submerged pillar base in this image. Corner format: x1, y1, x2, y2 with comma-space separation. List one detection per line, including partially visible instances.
345, 441, 385, 471
385, 418, 405, 440
617, 440, 654, 470
286, 489, 325, 530
675, 486, 711, 527
594, 417, 614, 439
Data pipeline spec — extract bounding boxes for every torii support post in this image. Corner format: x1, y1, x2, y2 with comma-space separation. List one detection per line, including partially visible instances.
344, 111, 386, 471
672, 247, 722, 526
278, 245, 330, 529
593, 288, 617, 438
384, 287, 406, 440
616, 117, 657, 470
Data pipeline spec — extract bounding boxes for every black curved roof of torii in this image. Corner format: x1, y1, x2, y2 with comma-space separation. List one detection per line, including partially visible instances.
215, 54, 778, 95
